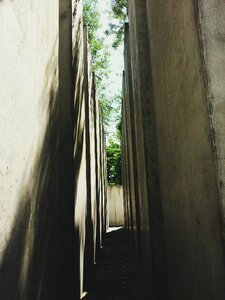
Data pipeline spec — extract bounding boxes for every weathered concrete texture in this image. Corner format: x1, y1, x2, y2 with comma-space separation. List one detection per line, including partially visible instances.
123, 2, 168, 299
0, 1, 107, 299
197, 0, 225, 242
0, 1, 59, 299
71, 2, 108, 297
107, 185, 124, 226
123, 1, 225, 299
123, 37, 139, 252
59, 1, 79, 299
72, 3, 88, 297
121, 73, 132, 235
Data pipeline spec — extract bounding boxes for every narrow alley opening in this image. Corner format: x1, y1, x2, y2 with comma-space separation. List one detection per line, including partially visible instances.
1, 0, 225, 300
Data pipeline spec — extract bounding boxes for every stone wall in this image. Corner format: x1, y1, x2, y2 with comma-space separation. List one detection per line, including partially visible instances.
0, 1, 107, 299
123, 1, 225, 299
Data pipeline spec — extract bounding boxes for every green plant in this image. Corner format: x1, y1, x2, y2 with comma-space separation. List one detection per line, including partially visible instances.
83, 0, 110, 89
105, 0, 128, 49
83, 0, 123, 185
107, 139, 122, 185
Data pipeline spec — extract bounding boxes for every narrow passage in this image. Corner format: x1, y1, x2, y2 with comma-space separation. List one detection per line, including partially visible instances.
83, 228, 149, 300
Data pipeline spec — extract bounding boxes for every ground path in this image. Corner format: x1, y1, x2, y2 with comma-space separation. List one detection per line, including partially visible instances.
83, 228, 149, 300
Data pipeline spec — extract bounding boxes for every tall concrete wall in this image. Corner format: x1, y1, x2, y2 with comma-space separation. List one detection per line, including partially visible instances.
197, 0, 225, 243
0, 1, 59, 299
123, 1, 225, 299
107, 185, 124, 227
0, 1, 107, 299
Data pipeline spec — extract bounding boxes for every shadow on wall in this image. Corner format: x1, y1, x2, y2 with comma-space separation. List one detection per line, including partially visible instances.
72, 27, 95, 295
0, 46, 60, 300
72, 33, 85, 297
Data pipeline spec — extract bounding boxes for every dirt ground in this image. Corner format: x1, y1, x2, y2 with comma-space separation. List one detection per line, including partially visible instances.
83, 228, 149, 300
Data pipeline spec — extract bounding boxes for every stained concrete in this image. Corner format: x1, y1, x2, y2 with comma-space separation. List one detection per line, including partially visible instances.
123, 1, 168, 298
146, 1, 225, 298
123, 0, 225, 299
0, 1, 107, 299
0, 1, 59, 298
123, 26, 141, 254
197, 0, 225, 242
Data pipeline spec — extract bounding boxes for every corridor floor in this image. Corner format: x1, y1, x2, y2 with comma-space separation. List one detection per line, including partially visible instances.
83, 228, 149, 300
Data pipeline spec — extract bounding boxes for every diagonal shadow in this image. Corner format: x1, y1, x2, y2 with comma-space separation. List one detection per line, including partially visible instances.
0, 44, 60, 300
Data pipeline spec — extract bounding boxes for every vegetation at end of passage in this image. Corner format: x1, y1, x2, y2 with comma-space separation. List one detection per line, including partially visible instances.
83, 0, 127, 185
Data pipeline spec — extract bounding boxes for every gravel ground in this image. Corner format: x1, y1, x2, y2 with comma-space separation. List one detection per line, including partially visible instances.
83, 228, 149, 300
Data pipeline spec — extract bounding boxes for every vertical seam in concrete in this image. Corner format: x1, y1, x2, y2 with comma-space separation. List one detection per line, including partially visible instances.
131, 1, 169, 298
83, 25, 94, 290
93, 72, 101, 258
124, 22, 142, 262
122, 70, 134, 245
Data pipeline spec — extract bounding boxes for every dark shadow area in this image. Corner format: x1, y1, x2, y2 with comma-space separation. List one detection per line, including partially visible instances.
83, 228, 149, 300
72, 50, 85, 299
82, 26, 96, 293
93, 75, 101, 258
72, 15, 88, 298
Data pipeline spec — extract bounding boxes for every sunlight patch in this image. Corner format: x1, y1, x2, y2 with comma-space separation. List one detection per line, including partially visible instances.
107, 226, 123, 233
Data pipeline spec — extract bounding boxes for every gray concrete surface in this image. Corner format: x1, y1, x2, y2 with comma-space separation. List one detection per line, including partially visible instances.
123, 25, 141, 255
107, 185, 124, 227
0, 1, 59, 298
197, 0, 225, 242
124, 1, 168, 298
123, 1, 225, 299
0, 1, 107, 299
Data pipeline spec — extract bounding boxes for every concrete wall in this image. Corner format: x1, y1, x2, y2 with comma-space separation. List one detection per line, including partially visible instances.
107, 185, 124, 226
0, 1, 59, 299
123, 1, 225, 299
0, 1, 107, 299
123, 2, 167, 298
197, 0, 225, 243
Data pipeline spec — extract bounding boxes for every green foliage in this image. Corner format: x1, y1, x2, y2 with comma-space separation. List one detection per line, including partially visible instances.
83, 0, 123, 185
101, 93, 122, 135
83, 0, 113, 133
83, 0, 100, 42
107, 139, 122, 185
106, 93, 122, 185
83, 0, 110, 89
105, 0, 128, 48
